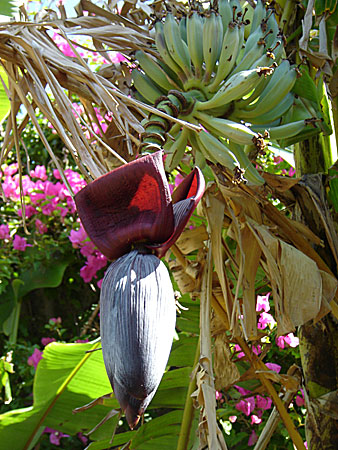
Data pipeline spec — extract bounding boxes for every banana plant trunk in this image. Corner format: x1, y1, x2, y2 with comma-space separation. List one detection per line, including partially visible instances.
294, 139, 338, 450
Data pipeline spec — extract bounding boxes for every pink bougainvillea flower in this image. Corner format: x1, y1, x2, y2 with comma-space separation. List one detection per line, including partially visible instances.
75, 151, 205, 260
35, 219, 48, 234
248, 430, 258, 446
41, 337, 56, 347
256, 395, 272, 410
251, 414, 262, 425
276, 332, 299, 349
13, 235, 32, 251
235, 385, 252, 396
256, 292, 270, 312
0, 224, 10, 240
50, 317, 62, 324
295, 389, 305, 407
229, 415, 237, 423
17, 205, 38, 219
69, 225, 88, 247
30, 165, 47, 180
28, 348, 43, 369
77, 432, 88, 444
258, 312, 276, 330
235, 397, 255, 416
265, 362, 281, 373
3, 163, 19, 176
215, 390, 223, 401
43, 427, 70, 446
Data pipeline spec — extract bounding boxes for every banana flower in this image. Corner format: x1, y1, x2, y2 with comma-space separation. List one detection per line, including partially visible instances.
75, 151, 204, 428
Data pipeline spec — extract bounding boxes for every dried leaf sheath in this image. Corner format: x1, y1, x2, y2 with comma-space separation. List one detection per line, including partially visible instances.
100, 250, 176, 429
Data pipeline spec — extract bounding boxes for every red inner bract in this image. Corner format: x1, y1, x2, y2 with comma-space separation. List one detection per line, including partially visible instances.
75, 151, 205, 260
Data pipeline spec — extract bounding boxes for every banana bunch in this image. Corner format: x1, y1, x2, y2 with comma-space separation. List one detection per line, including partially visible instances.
131, 0, 324, 185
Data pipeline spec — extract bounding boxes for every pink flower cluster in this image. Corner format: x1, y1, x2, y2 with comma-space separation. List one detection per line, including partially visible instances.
69, 223, 108, 284
1, 163, 86, 251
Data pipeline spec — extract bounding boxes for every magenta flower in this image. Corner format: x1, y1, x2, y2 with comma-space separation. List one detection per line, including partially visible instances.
50, 317, 62, 324
250, 414, 262, 425
276, 333, 299, 349
35, 219, 48, 234
229, 415, 237, 423
256, 292, 270, 312
235, 397, 255, 416
80, 241, 96, 257
3, 163, 18, 176
258, 312, 276, 330
256, 395, 272, 410
215, 390, 223, 401
75, 151, 205, 260
0, 224, 10, 240
30, 165, 47, 180
265, 362, 281, 373
235, 385, 252, 396
17, 205, 38, 218
28, 348, 43, 369
248, 430, 258, 446
43, 428, 70, 445
41, 337, 56, 347
77, 432, 88, 444
295, 389, 305, 407
13, 235, 32, 251
80, 253, 108, 283
69, 225, 88, 247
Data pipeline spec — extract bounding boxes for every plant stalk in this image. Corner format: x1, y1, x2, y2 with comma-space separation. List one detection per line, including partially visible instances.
176, 335, 200, 450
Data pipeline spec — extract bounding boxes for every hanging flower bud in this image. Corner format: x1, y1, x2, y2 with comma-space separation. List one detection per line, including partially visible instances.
100, 250, 176, 428
74, 151, 205, 428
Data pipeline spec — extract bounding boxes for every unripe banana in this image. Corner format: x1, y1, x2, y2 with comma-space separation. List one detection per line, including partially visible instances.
238, 92, 294, 124
164, 126, 189, 171
219, 0, 233, 32
135, 50, 179, 92
249, 0, 266, 35
179, 16, 187, 44
264, 11, 279, 49
253, 119, 311, 140
154, 21, 186, 82
131, 69, 163, 104
194, 111, 258, 145
203, 12, 223, 83
197, 130, 238, 169
240, 67, 297, 119
163, 13, 192, 78
208, 24, 240, 92
224, 140, 265, 185
186, 12, 204, 79
197, 67, 273, 111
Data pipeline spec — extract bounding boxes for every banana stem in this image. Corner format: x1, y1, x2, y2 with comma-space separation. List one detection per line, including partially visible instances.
176, 335, 200, 450
332, 96, 338, 148
280, 0, 296, 28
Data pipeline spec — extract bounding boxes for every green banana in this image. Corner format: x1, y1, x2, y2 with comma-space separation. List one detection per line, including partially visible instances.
264, 11, 279, 49
232, 38, 265, 75
186, 12, 204, 79
135, 50, 179, 92
240, 66, 297, 119
249, 0, 266, 35
237, 92, 294, 124
253, 119, 312, 140
194, 111, 258, 145
179, 16, 187, 44
154, 21, 186, 82
203, 12, 223, 83
219, 0, 233, 32
164, 126, 189, 171
208, 24, 240, 92
196, 130, 238, 170
131, 69, 162, 104
224, 140, 265, 185
163, 13, 192, 78
197, 67, 273, 111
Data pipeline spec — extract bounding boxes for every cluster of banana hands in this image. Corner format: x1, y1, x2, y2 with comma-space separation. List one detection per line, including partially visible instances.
132, 0, 323, 184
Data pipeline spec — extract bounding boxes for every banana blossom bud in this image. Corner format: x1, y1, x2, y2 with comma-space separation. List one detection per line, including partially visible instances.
75, 151, 205, 428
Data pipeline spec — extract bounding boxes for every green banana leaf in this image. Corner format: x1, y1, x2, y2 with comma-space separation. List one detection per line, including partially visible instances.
0, 341, 112, 449
1, 254, 71, 335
